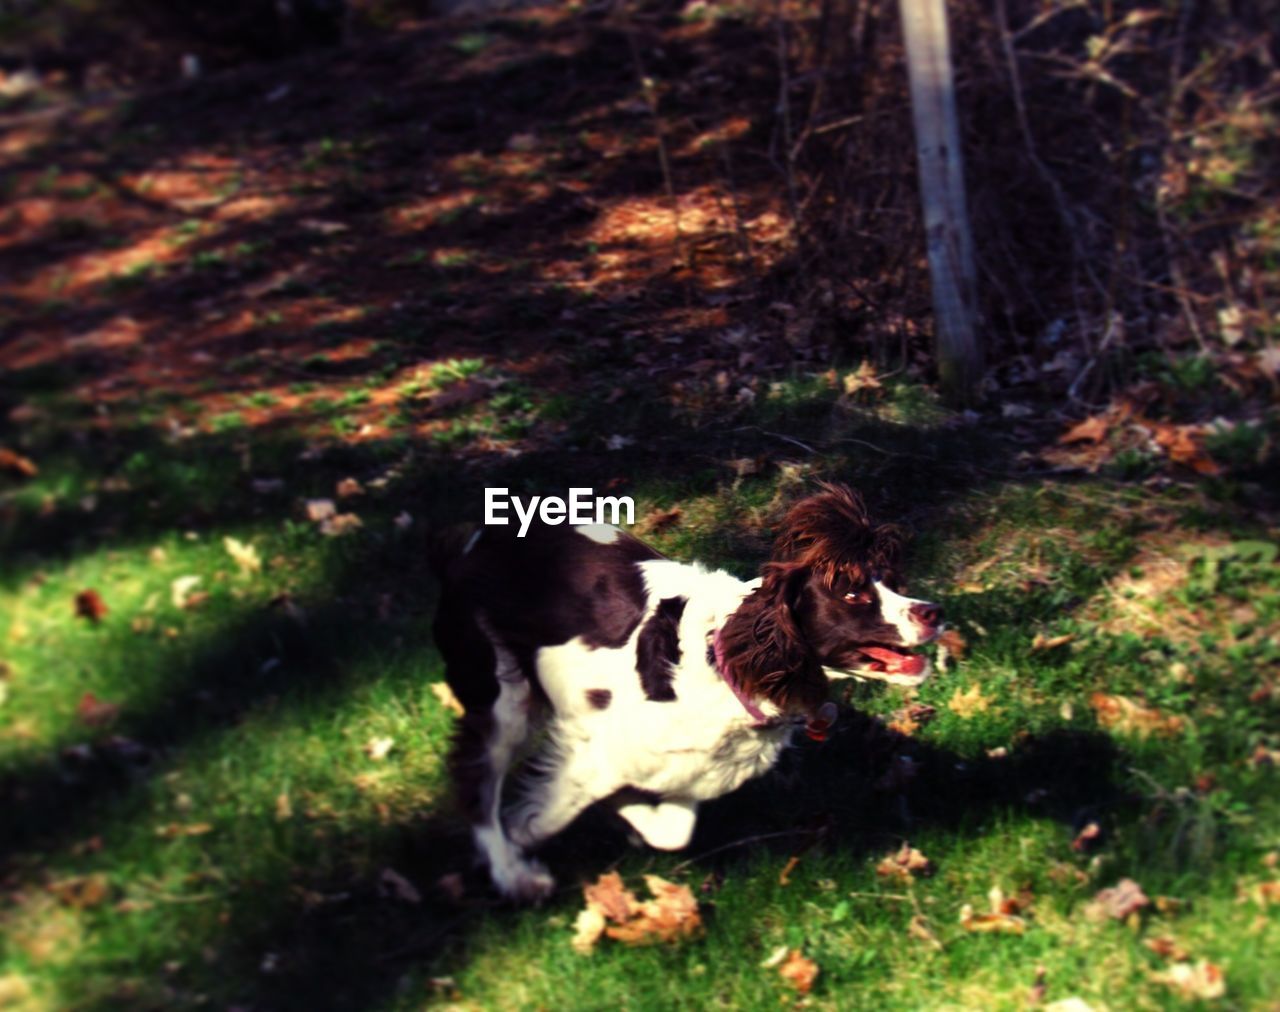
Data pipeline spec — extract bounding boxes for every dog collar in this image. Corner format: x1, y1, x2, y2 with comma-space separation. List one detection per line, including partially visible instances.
709, 627, 775, 728
710, 628, 838, 741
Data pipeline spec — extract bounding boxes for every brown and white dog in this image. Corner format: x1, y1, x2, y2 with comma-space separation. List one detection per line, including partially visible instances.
431, 483, 942, 900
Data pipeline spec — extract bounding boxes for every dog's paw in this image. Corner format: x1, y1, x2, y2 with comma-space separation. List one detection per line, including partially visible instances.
492, 855, 555, 904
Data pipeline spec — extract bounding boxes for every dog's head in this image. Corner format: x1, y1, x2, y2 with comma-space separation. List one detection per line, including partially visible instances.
719, 483, 943, 714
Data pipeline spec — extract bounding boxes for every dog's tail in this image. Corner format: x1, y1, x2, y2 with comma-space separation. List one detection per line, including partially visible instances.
427, 522, 480, 578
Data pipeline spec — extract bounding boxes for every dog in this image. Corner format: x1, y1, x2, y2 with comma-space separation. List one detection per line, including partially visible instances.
431, 483, 942, 900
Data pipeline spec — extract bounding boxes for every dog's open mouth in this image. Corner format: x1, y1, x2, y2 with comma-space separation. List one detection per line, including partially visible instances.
857, 645, 927, 677
826, 643, 933, 686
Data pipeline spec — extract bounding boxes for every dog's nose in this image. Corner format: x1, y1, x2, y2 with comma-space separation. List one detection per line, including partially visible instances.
910, 602, 941, 626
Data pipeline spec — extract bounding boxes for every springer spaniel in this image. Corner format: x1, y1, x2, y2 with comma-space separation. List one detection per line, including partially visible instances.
432, 483, 941, 900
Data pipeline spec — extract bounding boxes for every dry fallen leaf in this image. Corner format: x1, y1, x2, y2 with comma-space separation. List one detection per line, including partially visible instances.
573, 873, 700, 952
171, 576, 202, 610
1086, 878, 1150, 921
1144, 935, 1191, 962
76, 691, 120, 727
876, 843, 934, 882
363, 736, 394, 761
888, 703, 937, 736
571, 906, 607, 955
319, 513, 363, 537
1071, 822, 1103, 853
48, 873, 110, 909
637, 505, 682, 534
777, 949, 819, 994
155, 822, 213, 838
336, 477, 364, 499
936, 626, 968, 661
842, 361, 883, 397
1150, 960, 1226, 1000
959, 903, 1026, 934
1090, 693, 1185, 738
275, 792, 292, 821
908, 913, 943, 950
223, 536, 261, 576
431, 681, 465, 717
948, 684, 994, 719
74, 589, 108, 623
304, 498, 337, 523
1059, 415, 1110, 445
0, 447, 38, 478
1150, 423, 1221, 476
1032, 632, 1075, 652
605, 875, 702, 945
778, 855, 801, 886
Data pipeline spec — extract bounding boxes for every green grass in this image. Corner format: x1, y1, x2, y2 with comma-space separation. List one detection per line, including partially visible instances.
0, 384, 1277, 1011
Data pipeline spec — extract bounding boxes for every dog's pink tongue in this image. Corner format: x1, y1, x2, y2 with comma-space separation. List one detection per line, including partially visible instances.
862, 647, 926, 675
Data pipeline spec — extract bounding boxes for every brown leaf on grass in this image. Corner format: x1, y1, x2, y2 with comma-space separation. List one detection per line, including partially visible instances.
171, 576, 202, 609
604, 876, 701, 946
959, 903, 1026, 934
583, 870, 637, 924
49, 874, 110, 909
876, 843, 934, 882
1089, 693, 1185, 738
778, 855, 801, 886
0, 447, 38, 477
573, 873, 700, 952
223, 537, 261, 576
430, 681, 465, 717
275, 792, 292, 821
1150, 423, 1221, 476
571, 906, 607, 955
948, 684, 994, 719
908, 914, 943, 950
155, 822, 213, 838
304, 498, 337, 523
889, 704, 937, 736
637, 505, 682, 534
76, 692, 120, 727
1144, 936, 1191, 962
1071, 822, 1103, 853
335, 477, 364, 499
1237, 880, 1280, 907
842, 361, 883, 397
319, 513, 363, 537
1086, 878, 1150, 921
1032, 632, 1075, 652
1059, 415, 1110, 444
1150, 960, 1226, 1000
74, 589, 108, 623
777, 949, 820, 993
937, 627, 968, 659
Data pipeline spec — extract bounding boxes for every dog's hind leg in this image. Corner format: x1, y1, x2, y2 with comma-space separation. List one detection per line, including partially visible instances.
440, 611, 553, 902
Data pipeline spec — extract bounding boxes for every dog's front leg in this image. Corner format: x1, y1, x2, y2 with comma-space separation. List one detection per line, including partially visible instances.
506, 750, 609, 851
614, 799, 698, 851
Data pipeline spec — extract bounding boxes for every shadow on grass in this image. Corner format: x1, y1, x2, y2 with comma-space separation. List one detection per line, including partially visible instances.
0, 399, 1135, 1008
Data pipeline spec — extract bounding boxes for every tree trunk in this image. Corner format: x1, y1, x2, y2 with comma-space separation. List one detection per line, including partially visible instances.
897, 0, 982, 403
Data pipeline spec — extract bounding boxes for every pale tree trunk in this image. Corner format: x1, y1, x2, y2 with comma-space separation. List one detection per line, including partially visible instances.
897, 0, 983, 403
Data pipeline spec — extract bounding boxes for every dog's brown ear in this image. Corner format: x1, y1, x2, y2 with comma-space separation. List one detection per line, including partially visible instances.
720, 563, 827, 714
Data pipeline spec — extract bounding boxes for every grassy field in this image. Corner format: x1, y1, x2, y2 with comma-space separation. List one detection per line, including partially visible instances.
2, 367, 1277, 1010
1, 2, 1278, 1008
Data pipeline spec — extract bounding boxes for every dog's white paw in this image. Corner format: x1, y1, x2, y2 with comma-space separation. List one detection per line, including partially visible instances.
492, 855, 555, 904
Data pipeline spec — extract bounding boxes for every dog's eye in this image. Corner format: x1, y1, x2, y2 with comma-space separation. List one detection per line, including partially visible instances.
844, 590, 874, 606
